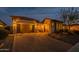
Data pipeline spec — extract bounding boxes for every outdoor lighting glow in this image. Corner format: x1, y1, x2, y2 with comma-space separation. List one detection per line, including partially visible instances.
0, 25, 3, 27
11, 16, 64, 34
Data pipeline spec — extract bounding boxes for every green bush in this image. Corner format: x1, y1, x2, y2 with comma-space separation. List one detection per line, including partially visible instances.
0, 29, 9, 40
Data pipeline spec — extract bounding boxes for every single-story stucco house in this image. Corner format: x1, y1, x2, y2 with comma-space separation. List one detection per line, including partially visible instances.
0, 16, 79, 34
11, 16, 64, 34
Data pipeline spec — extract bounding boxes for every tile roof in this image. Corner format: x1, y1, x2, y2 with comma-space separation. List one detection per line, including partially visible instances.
0, 19, 6, 25
11, 16, 39, 22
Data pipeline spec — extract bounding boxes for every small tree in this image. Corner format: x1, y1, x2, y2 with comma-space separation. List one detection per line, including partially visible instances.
60, 7, 79, 31
60, 8, 68, 24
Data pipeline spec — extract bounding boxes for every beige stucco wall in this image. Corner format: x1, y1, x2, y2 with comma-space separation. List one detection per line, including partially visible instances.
64, 25, 79, 31
44, 19, 52, 33
12, 17, 36, 33
70, 25, 79, 31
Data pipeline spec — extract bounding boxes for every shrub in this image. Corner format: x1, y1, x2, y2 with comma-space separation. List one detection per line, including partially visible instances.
67, 31, 73, 35
5, 26, 10, 31
63, 29, 69, 32
62, 29, 73, 35
55, 29, 63, 33
59, 29, 63, 32
0, 29, 9, 40
55, 31, 60, 33
73, 31, 79, 34
5, 26, 13, 34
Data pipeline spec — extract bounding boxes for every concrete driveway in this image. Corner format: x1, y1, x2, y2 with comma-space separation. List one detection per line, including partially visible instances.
13, 33, 72, 52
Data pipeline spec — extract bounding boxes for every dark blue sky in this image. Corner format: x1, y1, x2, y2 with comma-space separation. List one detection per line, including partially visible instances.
0, 7, 77, 25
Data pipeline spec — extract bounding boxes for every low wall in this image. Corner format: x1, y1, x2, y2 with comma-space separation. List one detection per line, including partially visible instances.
64, 25, 79, 31
70, 25, 79, 31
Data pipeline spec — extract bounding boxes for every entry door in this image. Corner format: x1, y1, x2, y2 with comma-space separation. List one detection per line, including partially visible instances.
32, 25, 35, 32
54, 22, 56, 32
17, 24, 21, 33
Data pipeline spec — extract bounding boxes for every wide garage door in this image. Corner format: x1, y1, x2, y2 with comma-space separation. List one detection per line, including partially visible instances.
21, 24, 30, 33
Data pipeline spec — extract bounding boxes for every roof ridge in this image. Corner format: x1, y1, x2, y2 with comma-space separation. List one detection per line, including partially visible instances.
0, 19, 6, 25
11, 16, 39, 22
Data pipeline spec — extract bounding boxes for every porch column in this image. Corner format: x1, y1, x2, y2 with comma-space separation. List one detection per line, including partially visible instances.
13, 20, 17, 34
